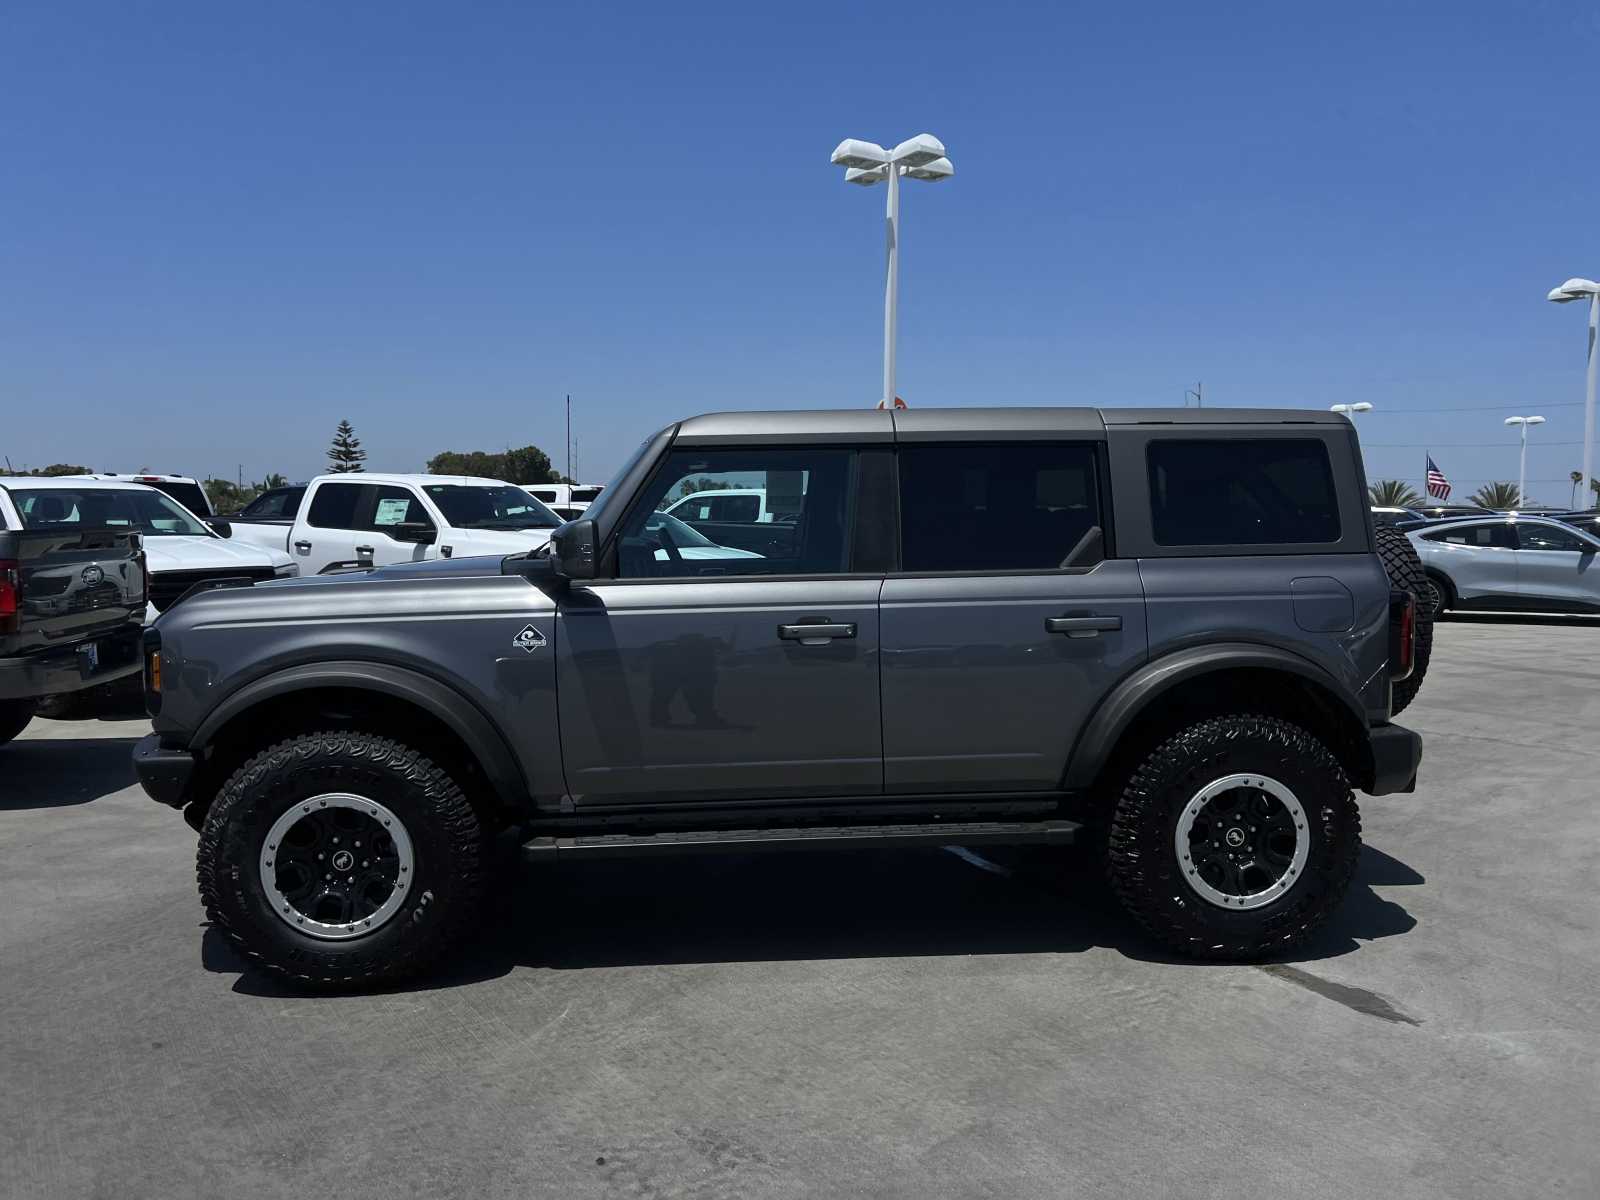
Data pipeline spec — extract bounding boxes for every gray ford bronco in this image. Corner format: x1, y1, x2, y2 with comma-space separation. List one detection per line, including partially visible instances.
134, 407, 1426, 987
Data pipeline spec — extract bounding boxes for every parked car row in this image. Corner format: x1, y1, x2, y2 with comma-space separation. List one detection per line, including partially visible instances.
1407, 514, 1600, 614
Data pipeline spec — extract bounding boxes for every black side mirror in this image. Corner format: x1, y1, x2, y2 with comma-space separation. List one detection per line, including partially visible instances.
205, 518, 233, 538
389, 522, 437, 545
551, 518, 597, 580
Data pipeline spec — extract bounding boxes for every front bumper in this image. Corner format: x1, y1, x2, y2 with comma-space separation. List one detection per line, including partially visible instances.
1367, 722, 1422, 796
133, 732, 198, 810
0, 626, 142, 701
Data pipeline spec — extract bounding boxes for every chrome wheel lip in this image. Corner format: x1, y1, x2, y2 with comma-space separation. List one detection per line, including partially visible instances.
1174, 773, 1310, 912
260, 793, 415, 941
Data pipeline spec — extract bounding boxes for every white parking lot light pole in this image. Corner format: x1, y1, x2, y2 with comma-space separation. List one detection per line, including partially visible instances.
1505, 415, 1546, 507
1547, 278, 1600, 510
1330, 402, 1373, 418
831, 134, 954, 409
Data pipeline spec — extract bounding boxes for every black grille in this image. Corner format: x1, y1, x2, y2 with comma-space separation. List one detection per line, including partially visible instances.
148, 567, 276, 613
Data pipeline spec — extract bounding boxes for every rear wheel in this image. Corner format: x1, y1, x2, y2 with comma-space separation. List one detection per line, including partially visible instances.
0, 699, 35, 747
197, 730, 487, 989
1374, 525, 1433, 715
1106, 714, 1361, 960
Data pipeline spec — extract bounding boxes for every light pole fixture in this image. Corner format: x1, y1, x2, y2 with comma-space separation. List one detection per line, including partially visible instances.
831, 134, 955, 409
1505, 415, 1546, 508
1330, 402, 1373, 417
1547, 277, 1599, 510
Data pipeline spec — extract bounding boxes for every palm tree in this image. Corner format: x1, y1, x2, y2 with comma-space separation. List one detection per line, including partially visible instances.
1572, 471, 1584, 510
1470, 481, 1522, 510
1369, 479, 1420, 507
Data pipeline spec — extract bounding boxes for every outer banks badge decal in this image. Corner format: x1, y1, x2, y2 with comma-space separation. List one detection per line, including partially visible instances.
512, 624, 547, 652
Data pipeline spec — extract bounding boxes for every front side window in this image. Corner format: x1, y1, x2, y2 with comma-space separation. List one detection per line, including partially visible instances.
1149, 439, 1340, 547
1424, 523, 1516, 549
615, 448, 853, 578
11, 488, 211, 537
898, 444, 1103, 572
370, 486, 434, 531
1517, 523, 1592, 552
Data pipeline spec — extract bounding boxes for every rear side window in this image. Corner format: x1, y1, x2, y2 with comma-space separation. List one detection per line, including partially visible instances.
1149, 440, 1340, 547
147, 481, 211, 517
1423, 523, 1515, 549
239, 487, 303, 519
898, 444, 1103, 572
307, 483, 365, 529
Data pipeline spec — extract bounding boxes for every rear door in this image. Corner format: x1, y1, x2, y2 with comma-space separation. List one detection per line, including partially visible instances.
1420, 521, 1519, 604
879, 439, 1148, 793
291, 481, 368, 574
1512, 521, 1600, 610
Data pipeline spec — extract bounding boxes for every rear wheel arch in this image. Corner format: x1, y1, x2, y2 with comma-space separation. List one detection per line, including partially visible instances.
186, 663, 529, 828
1065, 647, 1375, 798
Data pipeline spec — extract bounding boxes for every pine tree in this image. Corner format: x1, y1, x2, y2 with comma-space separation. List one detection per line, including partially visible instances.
327, 420, 366, 473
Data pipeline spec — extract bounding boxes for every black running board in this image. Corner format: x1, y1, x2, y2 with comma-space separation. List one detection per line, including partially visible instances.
522, 819, 1080, 861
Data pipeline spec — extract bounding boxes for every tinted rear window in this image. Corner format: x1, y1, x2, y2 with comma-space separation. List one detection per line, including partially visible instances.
1148, 440, 1340, 547
899, 444, 1102, 572
146, 481, 211, 516
307, 483, 365, 529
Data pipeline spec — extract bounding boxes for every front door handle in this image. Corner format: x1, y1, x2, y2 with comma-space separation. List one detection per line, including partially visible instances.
293, 540, 312, 554
1046, 614, 1122, 638
778, 622, 856, 645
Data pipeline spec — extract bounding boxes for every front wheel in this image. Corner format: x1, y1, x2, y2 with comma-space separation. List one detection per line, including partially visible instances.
1106, 714, 1361, 960
197, 731, 487, 988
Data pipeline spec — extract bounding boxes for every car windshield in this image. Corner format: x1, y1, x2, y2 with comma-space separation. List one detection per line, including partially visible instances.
423, 484, 561, 530
643, 510, 716, 547
9, 487, 212, 536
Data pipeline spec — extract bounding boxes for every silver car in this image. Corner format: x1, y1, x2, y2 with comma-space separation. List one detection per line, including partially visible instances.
1409, 515, 1600, 614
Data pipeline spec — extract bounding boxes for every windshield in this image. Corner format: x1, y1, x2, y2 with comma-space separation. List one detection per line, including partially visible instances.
643, 510, 716, 548
423, 484, 561, 530
10, 487, 212, 536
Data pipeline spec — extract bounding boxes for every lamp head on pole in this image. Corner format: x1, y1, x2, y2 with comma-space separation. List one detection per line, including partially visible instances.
1330, 402, 1372, 414
1505, 415, 1546, 427
833, 134, 953, 186
1547, 278, 1600, 304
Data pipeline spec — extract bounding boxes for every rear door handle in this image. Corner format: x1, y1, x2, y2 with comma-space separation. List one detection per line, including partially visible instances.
1046, 614, 1122, 638
778, 622, 856, 645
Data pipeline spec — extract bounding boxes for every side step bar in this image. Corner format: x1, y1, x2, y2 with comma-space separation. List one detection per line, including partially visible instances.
522, 819, 1080, 861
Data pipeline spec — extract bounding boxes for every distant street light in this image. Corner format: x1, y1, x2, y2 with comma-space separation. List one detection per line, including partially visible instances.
1330, 402, 1373, 417
1547, 277, 1599, 510
831, 134, 955, 409
1505, 415, 1547, 507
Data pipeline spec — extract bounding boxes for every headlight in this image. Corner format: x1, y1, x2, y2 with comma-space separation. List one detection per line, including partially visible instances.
273, 563, 299, 578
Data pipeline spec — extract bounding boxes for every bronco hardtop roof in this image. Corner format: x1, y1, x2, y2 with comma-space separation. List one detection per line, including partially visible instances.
672, 406, 1350, 446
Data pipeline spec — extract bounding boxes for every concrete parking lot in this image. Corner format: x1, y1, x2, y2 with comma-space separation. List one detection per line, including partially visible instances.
3, 618, 1598, 1199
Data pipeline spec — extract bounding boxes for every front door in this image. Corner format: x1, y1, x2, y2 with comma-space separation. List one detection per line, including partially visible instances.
555, 445, 883, 806
879, 442, 1148, 792
1512, 520, 1600, 610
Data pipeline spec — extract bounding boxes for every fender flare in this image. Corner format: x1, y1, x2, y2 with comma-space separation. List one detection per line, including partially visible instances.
190, 660, 528, 804
1061, 642, 1368, 790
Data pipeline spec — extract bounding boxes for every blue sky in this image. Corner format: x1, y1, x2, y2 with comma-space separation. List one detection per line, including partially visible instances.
3, 1, 1598, 503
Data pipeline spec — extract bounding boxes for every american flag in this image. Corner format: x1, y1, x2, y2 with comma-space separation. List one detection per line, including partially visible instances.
1426, 455, 1451, 500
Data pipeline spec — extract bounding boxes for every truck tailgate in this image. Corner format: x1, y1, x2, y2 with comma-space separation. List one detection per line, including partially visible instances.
1, 528, 147, 655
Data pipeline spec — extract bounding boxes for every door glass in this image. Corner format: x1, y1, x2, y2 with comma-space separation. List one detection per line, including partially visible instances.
898, 444, 1102, 572
369, 486, 433, 532
1517, 523, 1590, 552
618, 448, 854, 578
307, 483, 366, 529
1425, 523, 1516, 549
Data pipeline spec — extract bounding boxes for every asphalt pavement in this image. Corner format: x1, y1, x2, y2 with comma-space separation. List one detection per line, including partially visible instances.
2, 618, 1598, 1198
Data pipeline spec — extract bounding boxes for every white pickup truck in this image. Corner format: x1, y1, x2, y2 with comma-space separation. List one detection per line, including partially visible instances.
224, 473, 563, 574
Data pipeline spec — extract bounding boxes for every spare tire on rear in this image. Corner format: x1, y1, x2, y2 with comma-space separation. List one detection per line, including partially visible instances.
1374, 524, 1432, 716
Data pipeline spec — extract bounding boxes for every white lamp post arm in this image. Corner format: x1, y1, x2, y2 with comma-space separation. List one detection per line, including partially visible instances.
1587, 294, 1598, 509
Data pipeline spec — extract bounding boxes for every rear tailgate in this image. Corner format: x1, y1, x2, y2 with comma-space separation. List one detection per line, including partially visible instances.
1, 528, 147, 655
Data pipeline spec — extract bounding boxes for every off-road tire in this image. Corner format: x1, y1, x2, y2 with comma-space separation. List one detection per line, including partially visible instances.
0, 699, 35, 747
1106, 714, 1362, 961
1374, 524, 1433, 715
197, 731, 487, 989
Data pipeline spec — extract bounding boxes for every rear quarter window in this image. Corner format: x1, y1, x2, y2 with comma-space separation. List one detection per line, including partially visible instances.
1148, 439, 1340, 547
